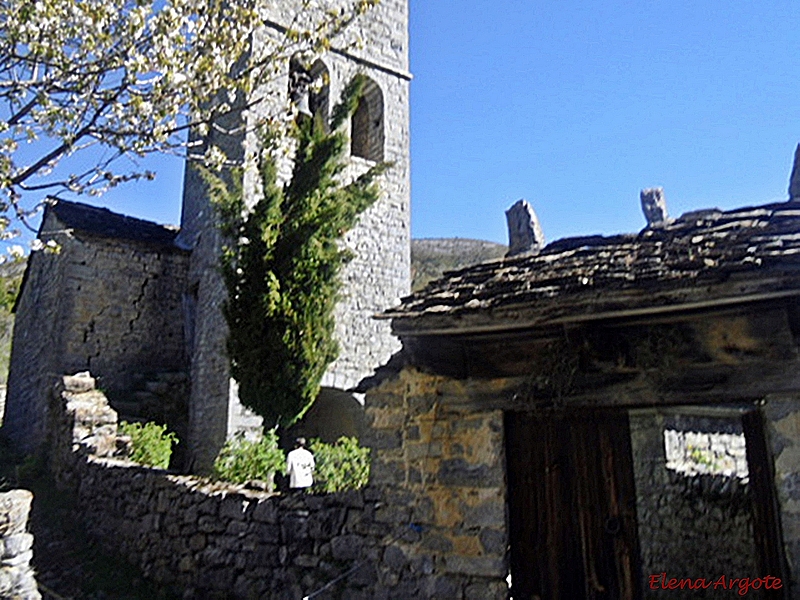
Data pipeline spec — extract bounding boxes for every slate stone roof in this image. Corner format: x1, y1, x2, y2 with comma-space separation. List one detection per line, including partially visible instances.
45, 199, 181, 249
384, 201, 800, 335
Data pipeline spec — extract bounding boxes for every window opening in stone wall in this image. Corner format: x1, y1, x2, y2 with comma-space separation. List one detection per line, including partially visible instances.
308, 60, 330, 130
289, 57, 330, 127
664, 428, 749, 481
350, 78, 384, 162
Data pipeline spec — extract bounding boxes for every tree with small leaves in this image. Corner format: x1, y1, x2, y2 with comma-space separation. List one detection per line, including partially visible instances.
0, 0, 379, 237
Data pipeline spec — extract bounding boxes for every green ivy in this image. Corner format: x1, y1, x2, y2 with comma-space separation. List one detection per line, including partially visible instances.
204, 75, 386, 427
212, 429, 285, 486
118, 421, 178, 469
310, 436, 370, 493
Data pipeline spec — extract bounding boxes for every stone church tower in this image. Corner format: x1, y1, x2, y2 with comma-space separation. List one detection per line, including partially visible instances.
177, 1, 411, 471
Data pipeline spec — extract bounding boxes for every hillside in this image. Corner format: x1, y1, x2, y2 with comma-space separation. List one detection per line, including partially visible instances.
411, 238, 507, 292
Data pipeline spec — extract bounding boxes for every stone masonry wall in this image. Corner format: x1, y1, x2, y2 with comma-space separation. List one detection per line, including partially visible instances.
50, 373, 388, 599
4, 218, 69, 452
52, 221, 189, 392
764, 393, 800, 596
4, 211, 189, 454
363, 368, 509, 599
179, 0, 411, 472
0, 490, 40, 599
50, 367, 509, 599
630, 411, 759, 598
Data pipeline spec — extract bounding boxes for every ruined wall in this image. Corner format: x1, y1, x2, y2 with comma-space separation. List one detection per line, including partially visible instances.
0, 490, 40, 599
630, 410, 759, 597
49, 373, 390, 599
178, 0, 410, 472
4, 211, 189, 453
53, 227, 189, 392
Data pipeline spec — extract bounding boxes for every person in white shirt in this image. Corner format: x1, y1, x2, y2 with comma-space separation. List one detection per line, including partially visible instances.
286, 437, 315, 490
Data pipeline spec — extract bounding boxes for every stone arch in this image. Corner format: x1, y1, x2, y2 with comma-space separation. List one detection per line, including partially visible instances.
288, 55, 330, 127
308, 59, 330, 129
351, 77, 384, 162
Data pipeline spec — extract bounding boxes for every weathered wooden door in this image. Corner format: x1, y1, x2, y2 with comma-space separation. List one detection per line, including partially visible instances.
742, 409, 790, 599
505, 410, 641, 600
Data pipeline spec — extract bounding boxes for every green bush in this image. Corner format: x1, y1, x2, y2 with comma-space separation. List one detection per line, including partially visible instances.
212, 429, 285, 488
118, 421, 178, 469
310, 436, 370, 493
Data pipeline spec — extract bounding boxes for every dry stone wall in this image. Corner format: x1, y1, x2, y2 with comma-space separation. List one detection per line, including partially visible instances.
3, 226, 69, 452
0, 490, 40, 599
48, 367, 510, 599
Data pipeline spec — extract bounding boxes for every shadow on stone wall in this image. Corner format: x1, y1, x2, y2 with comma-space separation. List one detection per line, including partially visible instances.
287, 387, 367, 445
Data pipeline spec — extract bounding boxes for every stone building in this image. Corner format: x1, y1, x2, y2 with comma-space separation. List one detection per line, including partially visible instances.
3, 201, 189, 453
27, 176, 800, 599
3, 1, 411, 471
361, 168, 800, 598
178, 0, 411, 470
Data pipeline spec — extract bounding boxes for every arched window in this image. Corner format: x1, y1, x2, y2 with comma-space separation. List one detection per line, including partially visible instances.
308, 60, 330, 130
351, 78, 384, 162
288, 57, 330, 128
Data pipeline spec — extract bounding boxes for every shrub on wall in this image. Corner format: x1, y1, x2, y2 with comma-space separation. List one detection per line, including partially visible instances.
212, 429, 285, 490
118, 421, 178, 469
310, 436, 370, 493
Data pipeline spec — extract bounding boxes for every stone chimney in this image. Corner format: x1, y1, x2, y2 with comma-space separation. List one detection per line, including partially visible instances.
505, 199, 545, 257
640, 187, 668, 227
789, 144, 800, 202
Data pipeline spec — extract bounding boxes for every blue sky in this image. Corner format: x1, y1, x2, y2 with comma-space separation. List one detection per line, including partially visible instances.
37, 0, 800, 247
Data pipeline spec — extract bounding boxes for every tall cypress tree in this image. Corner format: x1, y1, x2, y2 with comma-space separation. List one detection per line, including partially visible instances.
205, 76, 386, 427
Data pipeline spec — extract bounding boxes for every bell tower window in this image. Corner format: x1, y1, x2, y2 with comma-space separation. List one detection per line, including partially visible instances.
350, 78, 384, 162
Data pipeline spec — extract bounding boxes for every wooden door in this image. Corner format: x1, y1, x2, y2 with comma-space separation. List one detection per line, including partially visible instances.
742, 409, 790, 599
505, 410, 641, 600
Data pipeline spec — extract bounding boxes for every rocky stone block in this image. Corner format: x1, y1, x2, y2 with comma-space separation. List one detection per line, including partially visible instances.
641, 187, 669, 226
1, 533, 33, 558
442, 555, 506, 578
505, 199, 545, 256
280, 515, 309, 543
251, 499, 277, 524
464, 579, 508, 600
330, 534, 364, 561
219, 495, 249, 521
478, 528, 506, 556
308, 508, 346, 539
438, 459, 502, 488
370, 458, 406, 485
60, 372, 96, 394
0, 491, 32, 537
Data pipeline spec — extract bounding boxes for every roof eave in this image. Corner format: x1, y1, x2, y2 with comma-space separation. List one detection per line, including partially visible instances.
389, 288, 800, 338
